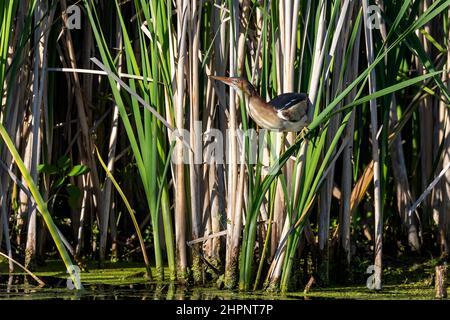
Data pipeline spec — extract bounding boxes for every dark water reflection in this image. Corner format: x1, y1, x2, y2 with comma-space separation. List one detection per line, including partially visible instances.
0, 275, 315, 300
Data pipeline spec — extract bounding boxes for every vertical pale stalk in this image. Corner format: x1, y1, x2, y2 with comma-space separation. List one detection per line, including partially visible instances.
224, 0, 239, 289
174, 0, 189, 281
282, 0, 300, 284
273, 0, 300, 254
362, 0, 382, 290
20, 123, 32, 251
202, 69, 213, 263
26, 0, 52, 268
188, 0, 203, 283
271, 1, 287, 259
76, 175, 89, 257
280, 0, 300, 97
235, 0, 251, 291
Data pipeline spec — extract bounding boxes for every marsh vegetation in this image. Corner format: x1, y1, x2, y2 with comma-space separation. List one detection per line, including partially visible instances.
1, 0, 450, 298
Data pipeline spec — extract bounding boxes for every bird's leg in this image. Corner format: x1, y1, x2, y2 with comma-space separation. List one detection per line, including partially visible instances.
282, 129, 310, 161
297, 126, 310, 143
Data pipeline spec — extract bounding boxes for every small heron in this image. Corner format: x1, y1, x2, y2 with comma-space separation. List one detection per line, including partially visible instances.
210, 76, 311, 134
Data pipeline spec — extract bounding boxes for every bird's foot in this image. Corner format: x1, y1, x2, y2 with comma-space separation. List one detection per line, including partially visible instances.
297, 127, 310, 142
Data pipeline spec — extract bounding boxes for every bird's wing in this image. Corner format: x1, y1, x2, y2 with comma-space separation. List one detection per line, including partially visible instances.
270, 93, 309, 122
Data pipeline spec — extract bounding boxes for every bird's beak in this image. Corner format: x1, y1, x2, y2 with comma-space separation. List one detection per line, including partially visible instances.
209, 75, 234, 86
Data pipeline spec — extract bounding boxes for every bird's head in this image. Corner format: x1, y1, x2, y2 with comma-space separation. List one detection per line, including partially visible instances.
209, 76, 257, 97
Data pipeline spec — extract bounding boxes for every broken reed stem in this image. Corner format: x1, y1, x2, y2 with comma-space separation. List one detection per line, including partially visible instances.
435, 264, 447, 299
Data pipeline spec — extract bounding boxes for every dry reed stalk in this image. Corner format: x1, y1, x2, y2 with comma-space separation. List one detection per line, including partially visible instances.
174, 0, 189, 281
339, 3, 361, 268
25, 0, 50, 268
234, 0, 251, 289
224, 0, 240, 289
202, 63, 217, 264
188, 0, 203, 283
362, 0, 383, 290
271, 0, 287, 263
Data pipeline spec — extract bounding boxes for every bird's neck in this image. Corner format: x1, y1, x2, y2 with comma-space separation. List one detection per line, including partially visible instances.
238, 87, 263, 115
248, 93, 265, 106
247, 94, 268, 117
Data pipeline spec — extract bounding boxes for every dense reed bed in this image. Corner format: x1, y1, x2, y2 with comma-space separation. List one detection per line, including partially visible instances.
1, 0, 450, 293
